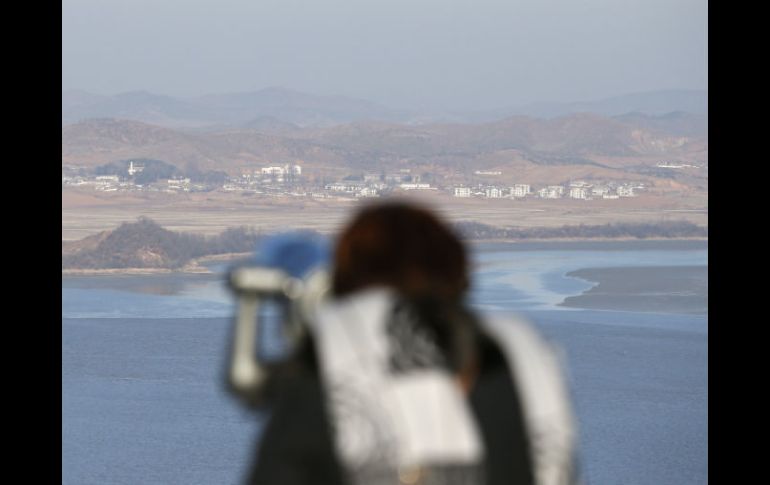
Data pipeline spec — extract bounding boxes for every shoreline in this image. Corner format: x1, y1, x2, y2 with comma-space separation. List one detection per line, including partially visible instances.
469, 236, 707, 244
61, 252, 252, 276
471, 237, 707, 252
61, 238, 707, 276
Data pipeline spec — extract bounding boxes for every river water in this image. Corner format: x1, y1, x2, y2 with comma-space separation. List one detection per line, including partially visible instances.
62, 240, 707, 485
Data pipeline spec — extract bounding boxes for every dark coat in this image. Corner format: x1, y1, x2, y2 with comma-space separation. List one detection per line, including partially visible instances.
245, 330, 535, 485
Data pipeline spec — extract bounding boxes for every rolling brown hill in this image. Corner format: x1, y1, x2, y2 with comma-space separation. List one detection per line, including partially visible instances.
62, 113, 707, 184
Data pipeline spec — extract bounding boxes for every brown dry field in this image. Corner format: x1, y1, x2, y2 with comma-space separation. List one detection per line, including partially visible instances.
62, 188, 708, 241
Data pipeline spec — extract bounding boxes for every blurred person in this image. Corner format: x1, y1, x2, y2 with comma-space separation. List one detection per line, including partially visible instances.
229, 202, 581, 485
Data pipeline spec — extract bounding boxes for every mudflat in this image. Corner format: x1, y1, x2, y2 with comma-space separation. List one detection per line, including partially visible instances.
559, 265, 708, 314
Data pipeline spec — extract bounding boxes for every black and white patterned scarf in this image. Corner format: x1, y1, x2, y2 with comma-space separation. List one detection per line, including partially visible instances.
309, 288, 579, 485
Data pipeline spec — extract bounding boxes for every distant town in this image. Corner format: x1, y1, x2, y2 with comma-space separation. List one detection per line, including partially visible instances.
61, 158, 674, 202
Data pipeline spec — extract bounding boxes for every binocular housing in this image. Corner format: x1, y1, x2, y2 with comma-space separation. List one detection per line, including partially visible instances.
227, 264, 330, 400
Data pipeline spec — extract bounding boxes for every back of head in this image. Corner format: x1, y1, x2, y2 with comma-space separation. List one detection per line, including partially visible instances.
331, 202, 477, 377
332, 201, 469, 301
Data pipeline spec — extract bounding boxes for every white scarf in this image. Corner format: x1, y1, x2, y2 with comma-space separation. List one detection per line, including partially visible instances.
308, 288, 578, 485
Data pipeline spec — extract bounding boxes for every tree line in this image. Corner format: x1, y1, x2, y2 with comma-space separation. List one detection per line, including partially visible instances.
62, 217, 263, 269
62, 217, 707, 270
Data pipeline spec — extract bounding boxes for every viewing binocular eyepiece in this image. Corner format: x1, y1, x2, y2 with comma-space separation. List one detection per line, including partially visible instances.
225, 233, 331, 401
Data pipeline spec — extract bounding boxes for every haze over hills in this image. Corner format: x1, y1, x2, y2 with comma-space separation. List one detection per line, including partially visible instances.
62, 87, 407, 128
62, 87, 707, 129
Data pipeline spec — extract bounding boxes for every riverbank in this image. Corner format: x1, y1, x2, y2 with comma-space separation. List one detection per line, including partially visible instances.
62, 239, 708, 276
471, 237, 707, 250
61, 252, 252, 276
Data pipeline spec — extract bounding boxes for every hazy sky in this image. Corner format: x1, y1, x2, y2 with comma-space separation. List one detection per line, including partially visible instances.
62, 0, 707, 111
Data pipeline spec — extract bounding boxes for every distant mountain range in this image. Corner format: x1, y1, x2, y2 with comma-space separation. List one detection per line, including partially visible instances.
62, 87, 407, 128
62, 87, 707, 128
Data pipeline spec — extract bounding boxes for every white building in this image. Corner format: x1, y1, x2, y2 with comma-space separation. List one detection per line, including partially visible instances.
485, 187, 504, 198
538, 185, 564, 199
127, 161, 144, 176
591, 186, 610, 197
325, 183, 351, 192
96, 175, 119, 183
399, 183, 432, 190
358, 187, 379, 198
261, 164, 302, 177
454, 187, 472, 198
569, 187, 588, 199
475, 170, 502, 176
511, 184, 530, 198
326, 182, 365, 192
262, 166, 284, 175
167, 177, 191, 191
617, 186, 635, 197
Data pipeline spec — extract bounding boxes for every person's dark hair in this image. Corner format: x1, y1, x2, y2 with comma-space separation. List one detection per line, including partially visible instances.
332, 201, 469, 300
332, 202, 477, 375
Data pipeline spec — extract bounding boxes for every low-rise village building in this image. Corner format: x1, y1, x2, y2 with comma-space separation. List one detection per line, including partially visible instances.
167, 177, 191, 192
127, 161, 144, 176
96, 175, 120, 183
454, 187, 472, 198
591, 186, 610, 197
325, 182, 365, 193
538, 186, 565, 199
569, 187, 588, 199
511, 184, 530, 197
257, 164, 302, 182
485, 187, 504, 198
617, 186, 635, 197
399, 183, 432, 190
358, 187, 379, 198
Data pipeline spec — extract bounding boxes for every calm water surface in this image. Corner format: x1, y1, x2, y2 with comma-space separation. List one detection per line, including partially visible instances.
62, 241, 707, 485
